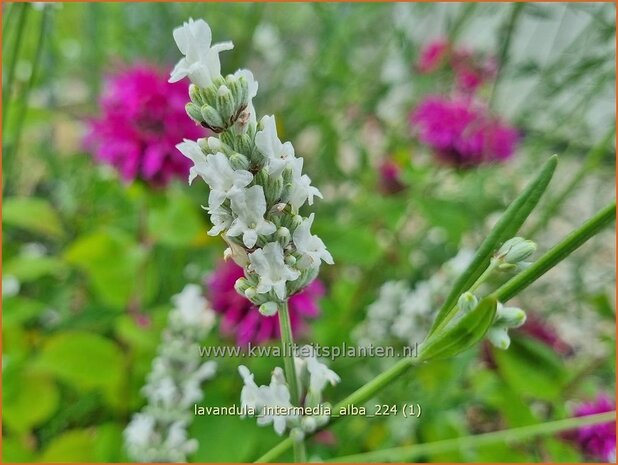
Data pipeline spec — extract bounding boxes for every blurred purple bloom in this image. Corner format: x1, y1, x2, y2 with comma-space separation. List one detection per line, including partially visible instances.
85, 64, 204, 187
207, 260, 324, 346
378, 159, 406, 195
417, 39, 449, 74
565, 394, 616, 461
410, 95, 518, 167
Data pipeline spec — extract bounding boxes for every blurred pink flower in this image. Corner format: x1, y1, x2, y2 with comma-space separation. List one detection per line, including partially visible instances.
85, 64, 203, 187
521, 313, 572, 356
207, 260, 324, 346
378, 160, 406, 195
417, 40, 498, 94
410, 95, 518, 166
564, 394, 616, 461
417, 39, 450, 74
452, 51, 498, 94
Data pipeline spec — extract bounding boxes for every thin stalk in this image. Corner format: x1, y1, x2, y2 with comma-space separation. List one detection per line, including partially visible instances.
9, 5, 51, 170
527, 127, 615, 236
328, 411, 616, 462
255, 201, 614, 463
277, 301, 306, 463
489, 2, 525, 108
493, 201, 616, 303
2, 2, 29, 132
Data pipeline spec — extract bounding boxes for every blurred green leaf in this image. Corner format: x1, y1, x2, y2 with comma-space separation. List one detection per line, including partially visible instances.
33, 331, 125, 407
2, 436, 35, 462
493, 336, 567, 401
3, 371, 59, 433
64, 229, 144, 309
93, 423, 125, 462
3, 197, 64, 238
40, 429, 97, 462
4, 255, 67, 283
147, 190, 206, 247
3, 296, 46, 327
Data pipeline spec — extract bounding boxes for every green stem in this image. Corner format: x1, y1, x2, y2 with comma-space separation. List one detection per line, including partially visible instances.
489, 2, 525, 108
277, 301, 306, 462
494, 201, 615, 303
2, 3, 30, 132
9, 5, 51, 171
328, 411, 616, 462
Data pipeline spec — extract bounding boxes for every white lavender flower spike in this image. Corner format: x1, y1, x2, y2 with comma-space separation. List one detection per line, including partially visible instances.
172, 18, 332, 312
124, 285, 217, 462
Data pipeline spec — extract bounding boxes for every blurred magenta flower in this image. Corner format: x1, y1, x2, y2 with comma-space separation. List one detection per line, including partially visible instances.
451, 49, 498, 94
85, 64, 204, 187
378, 160, 406, 195
416, 39, 449, 74
521, 313, 572, 356
417, 40, 498, 94
410, 95, 518, 166
207, 260, 324, 346
565, 394, 616, 461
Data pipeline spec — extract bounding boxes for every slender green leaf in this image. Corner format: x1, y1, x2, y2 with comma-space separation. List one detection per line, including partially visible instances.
429, 155, 558, 333
420, 297, 497, 361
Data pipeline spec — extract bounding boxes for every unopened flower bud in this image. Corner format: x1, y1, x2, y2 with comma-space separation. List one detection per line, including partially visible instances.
487, 327, 510, 350
496, 237, 537, 264
229, 152, 250, 170
300, 416, 317, 433
276, 227, 291, 247
284, 255, 296, 266
207, 136, 223, 152
234, 277, 251, 295
201, 105, 225, 131
189, 84, 204, 106
290, 427, 305, 442
185, 102, 203, 123
216, 85, 235, 122
230, 74, 249, 109
291, 214, 303, 229
259, 301, 279, 317
242, 288, 256, 300
458, 292, 478, 313
496, 304, 526, 328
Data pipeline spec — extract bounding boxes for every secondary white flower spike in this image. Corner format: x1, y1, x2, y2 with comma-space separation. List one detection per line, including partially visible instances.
255, 115, 296, 176
124, 284, 218, 462
169, 18, 234, 88
249, 242, 300, 300
227, 185, 277, 248
293, 213, 333, 269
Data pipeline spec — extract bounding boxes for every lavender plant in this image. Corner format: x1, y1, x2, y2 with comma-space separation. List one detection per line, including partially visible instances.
170, 18, 334, 461
168, 17, 615, 464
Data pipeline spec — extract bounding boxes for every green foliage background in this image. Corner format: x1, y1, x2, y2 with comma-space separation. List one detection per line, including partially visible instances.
2, 2, 615, 462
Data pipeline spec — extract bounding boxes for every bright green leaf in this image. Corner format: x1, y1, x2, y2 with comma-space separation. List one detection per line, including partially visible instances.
3, 197, 64, 238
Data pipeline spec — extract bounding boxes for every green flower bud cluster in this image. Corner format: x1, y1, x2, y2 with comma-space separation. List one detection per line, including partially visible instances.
186, 74, 251, 133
